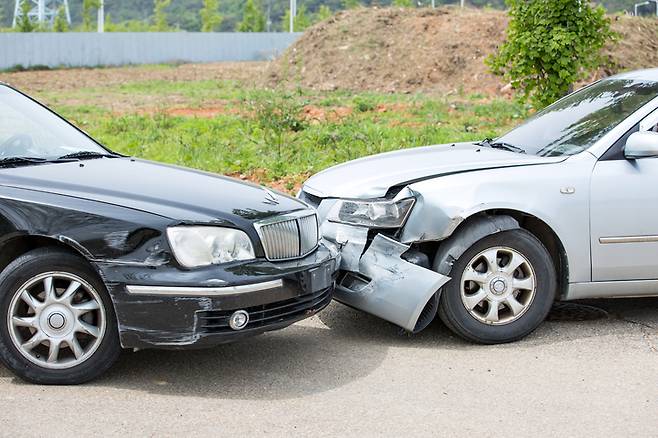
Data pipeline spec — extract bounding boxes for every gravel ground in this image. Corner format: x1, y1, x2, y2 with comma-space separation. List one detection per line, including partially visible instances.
0, 298, 656, 437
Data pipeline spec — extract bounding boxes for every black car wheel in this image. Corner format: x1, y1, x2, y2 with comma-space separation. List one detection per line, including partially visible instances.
0, 248, 120, 384
438, 229, 556, 344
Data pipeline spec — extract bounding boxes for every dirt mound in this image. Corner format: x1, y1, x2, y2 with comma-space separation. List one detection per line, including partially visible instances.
265, 6, 658, 95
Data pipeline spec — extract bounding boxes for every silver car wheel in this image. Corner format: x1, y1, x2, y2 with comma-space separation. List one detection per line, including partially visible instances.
460, 246, 536, 325
7, 272, 107, 370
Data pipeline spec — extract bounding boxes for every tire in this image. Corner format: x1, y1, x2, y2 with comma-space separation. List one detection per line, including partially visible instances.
438, 229, 556, 344
0, 248, 121, 384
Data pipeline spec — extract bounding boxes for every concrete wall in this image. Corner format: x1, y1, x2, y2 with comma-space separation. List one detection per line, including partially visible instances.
0, 32, 302, 69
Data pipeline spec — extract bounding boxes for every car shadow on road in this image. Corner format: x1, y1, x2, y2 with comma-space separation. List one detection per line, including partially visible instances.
1, 298, 655, 398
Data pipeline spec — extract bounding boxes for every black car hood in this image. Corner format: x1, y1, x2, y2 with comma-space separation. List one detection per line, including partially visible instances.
0, 158, 306, 224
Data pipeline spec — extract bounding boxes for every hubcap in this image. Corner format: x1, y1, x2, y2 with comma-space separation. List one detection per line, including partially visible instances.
460, 246, 536, 325
7, 272, 106, 370
48, 312, 65, 329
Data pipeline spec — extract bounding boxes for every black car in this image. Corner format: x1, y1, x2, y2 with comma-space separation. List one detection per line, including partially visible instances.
0, 83, 337, 384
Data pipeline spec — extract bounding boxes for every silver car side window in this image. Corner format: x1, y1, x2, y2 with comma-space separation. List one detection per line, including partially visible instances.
639, 108, 658, 132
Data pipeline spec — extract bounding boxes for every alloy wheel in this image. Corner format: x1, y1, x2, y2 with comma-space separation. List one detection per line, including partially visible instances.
460, 246, 536, 325
7, 272, 107, 370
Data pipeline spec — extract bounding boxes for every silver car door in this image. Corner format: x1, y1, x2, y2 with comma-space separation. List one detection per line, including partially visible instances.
590, 109, 658, 281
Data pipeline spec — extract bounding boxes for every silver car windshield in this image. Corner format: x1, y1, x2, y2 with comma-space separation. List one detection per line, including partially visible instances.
496, 79, 658, 157
0, 85, 107, 160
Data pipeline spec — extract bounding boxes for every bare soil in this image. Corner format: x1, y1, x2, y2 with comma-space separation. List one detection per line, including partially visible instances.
0, 61, 267, 93
265, 6, 658, 95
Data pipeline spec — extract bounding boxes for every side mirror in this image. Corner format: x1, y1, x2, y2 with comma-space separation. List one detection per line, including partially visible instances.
624, 131, 658, 159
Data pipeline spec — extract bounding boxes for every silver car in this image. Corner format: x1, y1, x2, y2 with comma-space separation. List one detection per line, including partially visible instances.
300, 68, 658, 344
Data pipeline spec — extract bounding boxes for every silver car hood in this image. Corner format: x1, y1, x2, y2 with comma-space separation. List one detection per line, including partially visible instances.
303, 142, 568, 199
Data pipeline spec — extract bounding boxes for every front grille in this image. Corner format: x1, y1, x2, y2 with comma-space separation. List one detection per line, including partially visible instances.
256, 211, 319, 260
197, 287, 332, 333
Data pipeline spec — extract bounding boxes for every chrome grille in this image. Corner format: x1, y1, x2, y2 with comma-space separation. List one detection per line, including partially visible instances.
256, 211, 319, 261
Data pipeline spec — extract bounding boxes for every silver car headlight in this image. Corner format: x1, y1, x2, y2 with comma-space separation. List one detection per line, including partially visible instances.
167, 226, 255, 268
327, 198, 415, 228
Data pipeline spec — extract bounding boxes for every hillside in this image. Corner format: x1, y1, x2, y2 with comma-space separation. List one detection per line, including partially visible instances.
265, 7, 658, 94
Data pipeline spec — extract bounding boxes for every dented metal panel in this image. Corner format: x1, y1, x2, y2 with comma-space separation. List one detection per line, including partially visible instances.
432, 215, 519, 275
319, 215, 448, 331
321, 221, 369, 272
334, 234, 449, 332
304, 141, 600, 331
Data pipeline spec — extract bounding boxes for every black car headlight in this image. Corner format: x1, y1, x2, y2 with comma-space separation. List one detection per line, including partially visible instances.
167, 226, 255, 268
327, 197, 415, 228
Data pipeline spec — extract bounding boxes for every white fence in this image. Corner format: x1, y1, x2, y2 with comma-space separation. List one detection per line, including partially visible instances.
0, 32, 302, 70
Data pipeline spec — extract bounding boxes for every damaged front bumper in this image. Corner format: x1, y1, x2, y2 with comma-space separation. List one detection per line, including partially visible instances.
96, 242, 340, 349
323, 222, 450, 332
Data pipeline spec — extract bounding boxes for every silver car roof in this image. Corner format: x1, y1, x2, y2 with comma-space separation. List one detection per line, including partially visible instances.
608, 68, 658, 82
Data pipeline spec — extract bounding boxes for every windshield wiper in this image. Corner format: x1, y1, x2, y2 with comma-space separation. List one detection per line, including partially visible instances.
56, 151, 120, 161
478, 138, 526, 154
0, 156, 49, 167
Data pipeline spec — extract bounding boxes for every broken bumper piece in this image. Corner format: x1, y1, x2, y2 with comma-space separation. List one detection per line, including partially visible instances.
98, 242, 339, 349
326, 224, 450, 332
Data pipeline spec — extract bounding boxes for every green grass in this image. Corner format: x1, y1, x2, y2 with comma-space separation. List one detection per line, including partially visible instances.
41, 79, 528, 192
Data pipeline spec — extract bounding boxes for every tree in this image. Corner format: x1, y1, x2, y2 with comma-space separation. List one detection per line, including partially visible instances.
53, 7, 69, 32
281, 4, 312, 31
237, 0, 265, 32
487, 0, 616, 108
342, 0, 362, 8
153, 0, 172, 31
82, 0, 99, 31
105, 14, 152, 32
17, 0, 34, 32
200, 0, 222, 32
315, 5, 333, 22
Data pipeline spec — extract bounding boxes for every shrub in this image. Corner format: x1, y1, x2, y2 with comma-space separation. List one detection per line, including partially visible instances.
487, 0, 616, 108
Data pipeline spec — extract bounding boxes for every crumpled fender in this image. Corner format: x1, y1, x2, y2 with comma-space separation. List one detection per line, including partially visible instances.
325, 221, 450, 332
433, 215, 519, 275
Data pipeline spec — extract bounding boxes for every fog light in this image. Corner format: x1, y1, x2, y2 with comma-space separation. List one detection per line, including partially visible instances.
229, 310, 249, 330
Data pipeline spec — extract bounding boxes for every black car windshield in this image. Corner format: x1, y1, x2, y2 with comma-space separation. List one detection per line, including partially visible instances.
0, 85, 108, 161
496, 79, 658, 157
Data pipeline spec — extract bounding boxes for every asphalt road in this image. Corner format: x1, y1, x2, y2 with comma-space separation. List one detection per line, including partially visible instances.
0, 298, 656, 437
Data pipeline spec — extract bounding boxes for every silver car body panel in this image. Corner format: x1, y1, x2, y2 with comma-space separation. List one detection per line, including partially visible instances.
333, 233, 449, 331
569, 280, 658, 299
303, 71, 658, 330
590, 140, 658, 281
303, 142, 567, 199
399, 152, 596, 284
432, 215, 520, 275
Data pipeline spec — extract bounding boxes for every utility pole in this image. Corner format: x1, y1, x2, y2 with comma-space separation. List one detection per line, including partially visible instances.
289, 0, 296, 33
266, 0, 272, 32
98, 0, 105, 32
37, 0, 45, 22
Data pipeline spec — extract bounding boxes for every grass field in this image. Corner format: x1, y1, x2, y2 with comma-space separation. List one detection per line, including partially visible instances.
28, 70, 527, 192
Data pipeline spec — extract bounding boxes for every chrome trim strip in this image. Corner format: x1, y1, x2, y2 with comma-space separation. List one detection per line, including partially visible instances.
599, 235, 658, 244
255, 209, 317, 226
567, 280, 658, 300
126, 280, 284, 296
